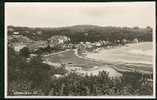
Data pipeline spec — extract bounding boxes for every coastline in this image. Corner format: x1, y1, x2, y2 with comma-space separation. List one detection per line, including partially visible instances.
42, 42, 153, 77
85, 42, 153, 65
76, 42, 153, 74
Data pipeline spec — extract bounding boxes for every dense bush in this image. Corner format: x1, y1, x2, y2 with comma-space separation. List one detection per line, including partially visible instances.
19, 47, 30, 58
8, 47, 51, 95
48, 71, 153, 96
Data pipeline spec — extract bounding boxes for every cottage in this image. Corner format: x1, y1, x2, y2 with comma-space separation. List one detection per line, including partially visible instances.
95, 42, 101, 47
133, 38, 139, 43
85, 42, 92, 48
78, 43, 86, 52
52, 74, 63, 79
36, 31, 42, 35
48, 35, 70, 48
13, 32, 19, 35
14, 44, 26, 52
30, 54, 37, 58
122, 39, 127, 43
121, 38, 127, 45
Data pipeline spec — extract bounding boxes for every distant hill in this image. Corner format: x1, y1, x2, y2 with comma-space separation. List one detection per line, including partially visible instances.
7, 25, 152, 43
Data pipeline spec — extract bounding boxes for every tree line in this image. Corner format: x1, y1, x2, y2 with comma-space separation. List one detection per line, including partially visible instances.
8, 25, 152, 43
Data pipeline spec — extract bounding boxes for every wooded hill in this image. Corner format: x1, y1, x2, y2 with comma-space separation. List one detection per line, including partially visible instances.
8, 25, 153, 43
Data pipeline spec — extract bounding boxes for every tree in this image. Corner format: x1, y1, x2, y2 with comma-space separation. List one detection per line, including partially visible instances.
19, 47, 30, 58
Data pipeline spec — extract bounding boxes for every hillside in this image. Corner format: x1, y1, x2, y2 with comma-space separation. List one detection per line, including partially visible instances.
7, 25, 153, 43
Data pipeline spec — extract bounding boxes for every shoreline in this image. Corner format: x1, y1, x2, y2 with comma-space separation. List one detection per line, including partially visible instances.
76, 42, 153, 74
43, 42, 153, 75
85, 42, 153, 65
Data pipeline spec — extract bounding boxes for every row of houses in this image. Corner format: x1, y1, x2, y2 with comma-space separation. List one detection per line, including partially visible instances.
9, 32, 139, 53
8, 34, 71, 52
26, 37, 139, 53
74, 38, 139, 54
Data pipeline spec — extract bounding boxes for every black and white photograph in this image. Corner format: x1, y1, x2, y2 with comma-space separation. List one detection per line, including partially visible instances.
5, 2, 156, 98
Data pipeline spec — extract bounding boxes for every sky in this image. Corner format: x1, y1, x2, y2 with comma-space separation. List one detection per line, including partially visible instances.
5, 2, 155, 31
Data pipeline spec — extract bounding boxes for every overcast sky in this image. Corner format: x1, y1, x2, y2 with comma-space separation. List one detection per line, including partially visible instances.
5, 2, 155, 30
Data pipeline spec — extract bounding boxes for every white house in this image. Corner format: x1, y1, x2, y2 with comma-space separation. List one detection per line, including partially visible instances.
95, 42, 101, 47
52, 74, 63, 79
14, 44, 26, 52
48, 35, 70, 48
13, 32, 19, 35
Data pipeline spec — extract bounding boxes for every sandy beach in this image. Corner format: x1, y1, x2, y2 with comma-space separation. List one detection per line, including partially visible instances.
86, 42, 153, 65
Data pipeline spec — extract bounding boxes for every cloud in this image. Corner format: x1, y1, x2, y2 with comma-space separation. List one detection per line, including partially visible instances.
5, 2, 155, 29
